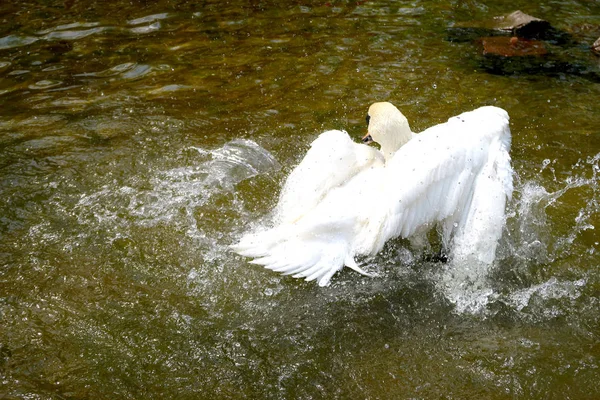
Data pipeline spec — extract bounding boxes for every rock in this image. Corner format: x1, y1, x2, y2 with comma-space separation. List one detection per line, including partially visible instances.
446, 10, 599, 82
593, 37, 600, 55
447, 10, 570, 44
480, 36, 547, 57
491, 10, 551, 38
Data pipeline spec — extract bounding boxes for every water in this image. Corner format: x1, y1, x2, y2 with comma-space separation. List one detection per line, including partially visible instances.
1, 0, 599, 398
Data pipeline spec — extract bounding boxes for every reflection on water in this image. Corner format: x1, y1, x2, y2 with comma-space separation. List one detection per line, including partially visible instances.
1, 0, 599, 398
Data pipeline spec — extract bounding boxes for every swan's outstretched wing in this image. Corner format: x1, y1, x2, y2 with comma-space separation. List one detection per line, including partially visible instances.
369, 106, 513, 259
275, 130, 383, 224
233, 129, 382, 286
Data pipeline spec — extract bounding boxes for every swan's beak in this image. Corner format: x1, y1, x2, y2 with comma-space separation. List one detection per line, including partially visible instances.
362, 133, 373, 144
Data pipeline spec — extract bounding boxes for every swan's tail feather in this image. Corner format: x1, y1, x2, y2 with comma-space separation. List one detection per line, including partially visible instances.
231, 227, 357, 286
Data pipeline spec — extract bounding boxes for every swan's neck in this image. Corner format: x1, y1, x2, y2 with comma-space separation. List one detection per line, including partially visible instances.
379, 118, 413, 162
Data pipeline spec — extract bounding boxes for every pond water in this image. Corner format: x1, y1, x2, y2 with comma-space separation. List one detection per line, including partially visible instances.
1, 0, 599, 398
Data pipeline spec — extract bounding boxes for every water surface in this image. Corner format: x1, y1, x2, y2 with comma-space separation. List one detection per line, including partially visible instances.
1, 0, 599, 398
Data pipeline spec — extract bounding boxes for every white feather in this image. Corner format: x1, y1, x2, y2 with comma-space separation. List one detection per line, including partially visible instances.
275, 130, 383, 224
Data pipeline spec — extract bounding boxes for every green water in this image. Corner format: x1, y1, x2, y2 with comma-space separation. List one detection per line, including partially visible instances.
1, 1, 599, 398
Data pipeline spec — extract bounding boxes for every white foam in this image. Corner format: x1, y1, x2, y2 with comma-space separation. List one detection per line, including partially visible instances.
507, 277, 586, 312
436, 256, 496, 314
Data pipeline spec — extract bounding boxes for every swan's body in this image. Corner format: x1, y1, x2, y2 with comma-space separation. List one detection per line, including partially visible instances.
233, 103, 513, 286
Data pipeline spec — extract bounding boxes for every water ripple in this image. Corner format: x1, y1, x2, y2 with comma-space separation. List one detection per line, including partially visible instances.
129, 22, 161, 35
41, 65, 65, 72
74, 62, 144, 79
28, 80, 63, 90
0, 19, 164, 52
7, 70, 29, 76
36, 22, 101, 35
148, 84, 193, 95
120, 64, 153, 80
0, 35, 38, 50
127, 13, 172, 26
42, 27, 112, 41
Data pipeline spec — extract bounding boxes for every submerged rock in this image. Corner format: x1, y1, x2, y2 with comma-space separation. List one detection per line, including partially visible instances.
480, 36, 547, 57
472, 12, 553, 69
447, 9, 600, 82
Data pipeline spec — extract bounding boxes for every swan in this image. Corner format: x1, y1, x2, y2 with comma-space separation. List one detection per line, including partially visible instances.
232, 102, 513, 286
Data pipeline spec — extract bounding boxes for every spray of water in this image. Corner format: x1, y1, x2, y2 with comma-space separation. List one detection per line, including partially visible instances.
438, 152, 599, 314
75, 139, 280, 241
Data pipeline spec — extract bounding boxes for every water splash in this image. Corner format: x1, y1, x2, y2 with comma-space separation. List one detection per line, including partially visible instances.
436, 258, 497, 314
506, 277, 586, 312
438, 153, 599, 315
76, 139, 279, 241
510, 153, 599, 262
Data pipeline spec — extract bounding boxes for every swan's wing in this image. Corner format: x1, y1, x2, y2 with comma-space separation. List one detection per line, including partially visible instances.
275, 130, 383, 224
450, 134, 513, 263
233, 166, 381, 287
234, 130, 382, 286
232, 214, 370, 287
368, 106, 512, 260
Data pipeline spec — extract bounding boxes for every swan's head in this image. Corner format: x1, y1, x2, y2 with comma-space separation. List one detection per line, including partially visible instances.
362, 102, 413, 161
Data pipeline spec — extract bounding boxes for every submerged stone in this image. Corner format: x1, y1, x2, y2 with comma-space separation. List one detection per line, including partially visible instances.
480, 36, 547, 57
447, 9, 600, 81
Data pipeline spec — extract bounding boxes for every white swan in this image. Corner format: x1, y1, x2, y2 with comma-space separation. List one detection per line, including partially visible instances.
232, 102, 513, 286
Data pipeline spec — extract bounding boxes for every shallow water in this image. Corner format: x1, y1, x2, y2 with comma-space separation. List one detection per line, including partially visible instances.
1, 0, 599, 398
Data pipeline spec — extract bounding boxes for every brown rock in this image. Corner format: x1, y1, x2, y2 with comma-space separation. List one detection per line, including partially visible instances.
480, 36, 547, 57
